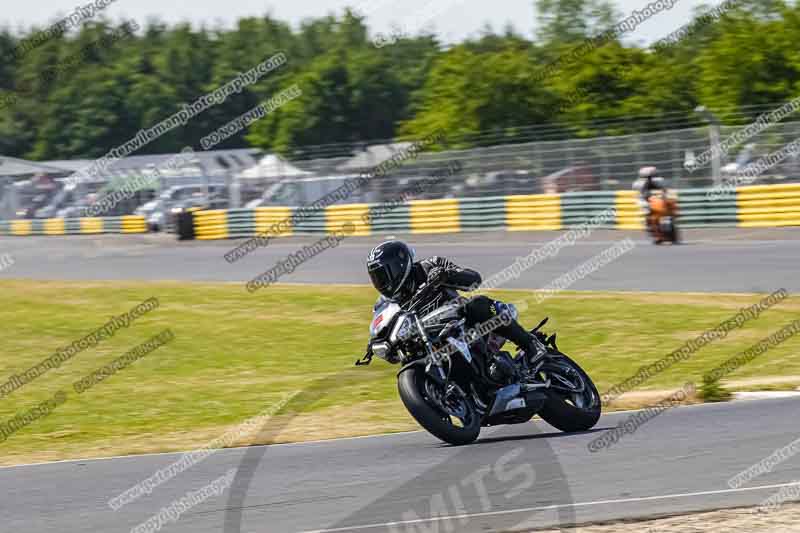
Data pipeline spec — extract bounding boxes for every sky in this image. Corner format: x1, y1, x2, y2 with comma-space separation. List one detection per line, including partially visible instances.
3, 0, 717, 46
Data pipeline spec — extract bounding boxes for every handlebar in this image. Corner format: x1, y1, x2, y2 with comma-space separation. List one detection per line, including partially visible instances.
404, 279, 442, 312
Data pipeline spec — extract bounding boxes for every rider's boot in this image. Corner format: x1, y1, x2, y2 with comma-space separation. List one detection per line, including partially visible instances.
497, 320, 545, 365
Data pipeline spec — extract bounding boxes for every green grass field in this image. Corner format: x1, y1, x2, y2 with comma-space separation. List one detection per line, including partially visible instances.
0, 280, 798, 465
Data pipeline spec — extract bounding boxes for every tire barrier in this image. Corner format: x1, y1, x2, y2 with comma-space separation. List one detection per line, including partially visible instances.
737, 183, 800, 227
368, 203, 410, 234
561, 191, 617, 227
5, 183, 796, 239
184, 184, 800, 239
177, 211, 196, 241
679, 188, 738, 227
409, 198, 461, 234
505, 194, 562, 231
616, 188, 740, 230
614, 191, 645, 230
459, 196, 506, 231
0, 215, 147, 236
255, 207, 293, 237
193, 210, 228, 240
326, 204, 371, 236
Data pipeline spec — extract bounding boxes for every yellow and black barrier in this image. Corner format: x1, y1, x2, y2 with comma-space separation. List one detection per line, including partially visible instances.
506, 194, 562, 231
184, 184, 800, 239
11, 184, 792, 240
0, 215, 147, 236
737, 183, 800, 227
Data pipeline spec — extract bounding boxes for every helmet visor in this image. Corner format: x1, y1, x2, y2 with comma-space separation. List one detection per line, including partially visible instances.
368, 261, 407, 298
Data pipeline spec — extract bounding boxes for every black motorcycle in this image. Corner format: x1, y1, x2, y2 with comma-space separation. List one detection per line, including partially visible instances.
356, 281, 601, 445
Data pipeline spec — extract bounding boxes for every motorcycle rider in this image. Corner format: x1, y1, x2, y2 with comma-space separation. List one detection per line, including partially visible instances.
365, 240, 544, 380
632, 166, 666, 233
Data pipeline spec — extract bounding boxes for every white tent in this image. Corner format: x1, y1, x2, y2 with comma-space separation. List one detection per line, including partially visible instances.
0, 156, 74, 177
336, 142, 413, 172
237, 154, 312, 179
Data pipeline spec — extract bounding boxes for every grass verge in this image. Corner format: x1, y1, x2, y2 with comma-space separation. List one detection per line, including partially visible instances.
0, 280, 798, 465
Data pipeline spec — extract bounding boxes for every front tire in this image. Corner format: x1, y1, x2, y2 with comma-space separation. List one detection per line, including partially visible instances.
398, 366, 480, 445
537, 354, 601, 432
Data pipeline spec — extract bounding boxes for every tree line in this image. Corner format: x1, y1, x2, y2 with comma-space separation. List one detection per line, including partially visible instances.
0, 0, 798, 161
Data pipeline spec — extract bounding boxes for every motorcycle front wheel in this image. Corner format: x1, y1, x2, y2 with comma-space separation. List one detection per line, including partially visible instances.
398, 366, 481, 445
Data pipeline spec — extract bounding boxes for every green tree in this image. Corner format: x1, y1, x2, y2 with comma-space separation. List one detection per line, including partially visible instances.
694, 1, 800, 115
247, 53, 353, 153
535, 0, 616, 45
0, 7, 799, 161
400, 45, 559, 145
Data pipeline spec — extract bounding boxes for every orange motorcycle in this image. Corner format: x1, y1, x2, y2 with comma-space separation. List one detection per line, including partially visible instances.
647, 190, 680, 244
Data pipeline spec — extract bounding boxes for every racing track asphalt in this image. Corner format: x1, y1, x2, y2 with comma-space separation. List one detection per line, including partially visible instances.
2, 398, 800, 532
0, 227, 797, 293
1, 227, 798, 532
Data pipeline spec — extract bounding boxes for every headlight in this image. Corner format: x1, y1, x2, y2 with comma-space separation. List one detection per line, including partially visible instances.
170, 207, 183, 214
390, 315, 415, 344
373, 342, 401, 363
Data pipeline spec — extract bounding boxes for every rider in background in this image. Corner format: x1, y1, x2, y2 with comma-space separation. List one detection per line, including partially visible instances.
632, 166, 666, 233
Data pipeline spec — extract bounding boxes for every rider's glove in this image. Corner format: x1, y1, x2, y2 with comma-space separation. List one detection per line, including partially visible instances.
427, 266, 447, 286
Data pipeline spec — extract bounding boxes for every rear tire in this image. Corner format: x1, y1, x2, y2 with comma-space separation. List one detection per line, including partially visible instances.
670, 223, 680, 244
398, 367, 480, 445
538, 354, 601, 432
660, 218, 679, 244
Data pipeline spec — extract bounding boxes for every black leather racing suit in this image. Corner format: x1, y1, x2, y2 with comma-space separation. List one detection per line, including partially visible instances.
392, 256, 538, 359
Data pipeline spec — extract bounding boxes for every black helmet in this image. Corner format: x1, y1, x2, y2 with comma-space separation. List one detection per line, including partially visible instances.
366, 240, 415, 299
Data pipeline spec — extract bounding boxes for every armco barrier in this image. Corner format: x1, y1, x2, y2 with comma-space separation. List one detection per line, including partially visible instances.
255, 207, 293, 237
190, 185, 799, 239
293, 206, 327, 234
409, 198, 461, 234
615, 190, 645, 230
560, 191, 617, 227
226, 209, 255, 239
737, 183, 800, 227
326, 204, 371, 236
44, 218, 65, 235
80, 217, 104, 234
194, 210, 228, 240
3, 184, 798, 240
0, 215, 147, 236
678, 188, 738, 227
615, 188, 740, 229
460, 196, 506, 231
368, 203, 410, 233
506, 194, 562, 231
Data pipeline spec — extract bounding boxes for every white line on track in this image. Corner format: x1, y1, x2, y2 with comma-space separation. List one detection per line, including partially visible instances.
300, 481, 800, 533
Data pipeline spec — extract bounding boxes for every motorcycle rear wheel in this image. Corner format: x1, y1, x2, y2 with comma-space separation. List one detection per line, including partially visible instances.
537, 354, 601, 432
